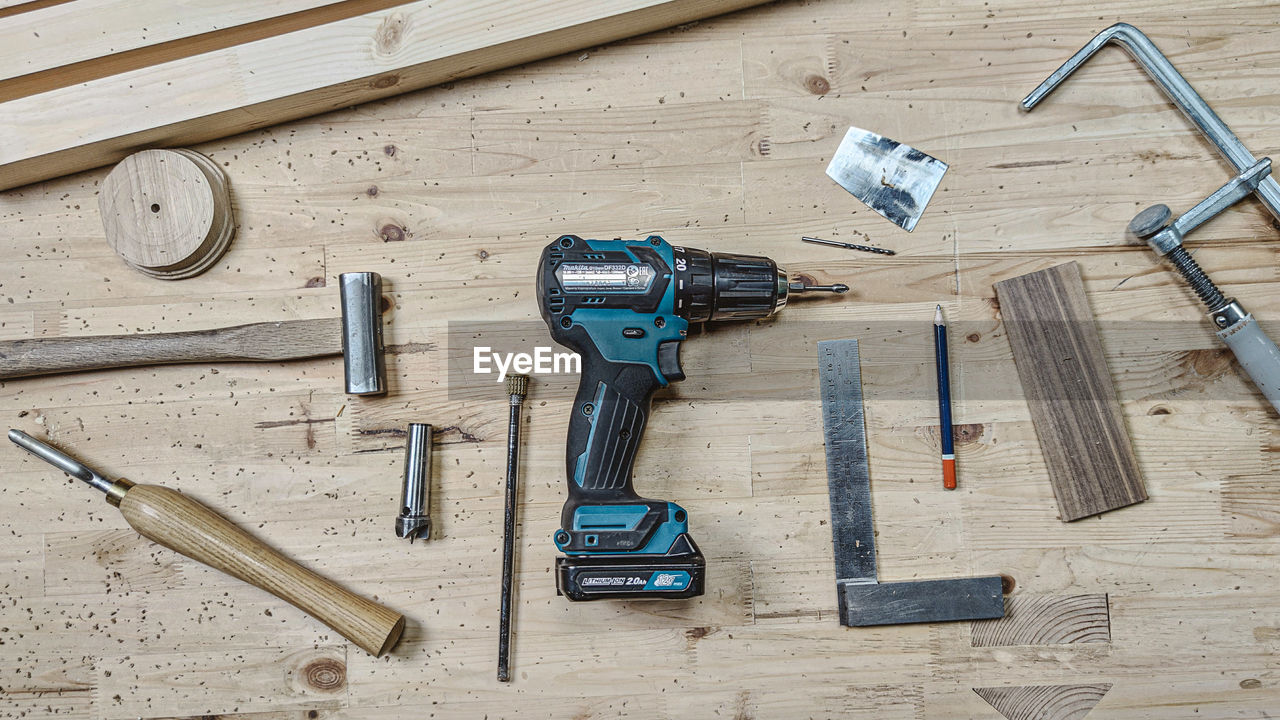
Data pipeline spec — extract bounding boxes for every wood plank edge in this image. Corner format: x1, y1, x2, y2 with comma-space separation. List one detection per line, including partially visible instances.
0, 0, 419, 102
0, 0, 771, 191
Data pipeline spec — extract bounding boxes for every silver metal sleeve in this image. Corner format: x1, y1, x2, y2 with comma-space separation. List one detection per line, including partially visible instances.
1216, 312, 1280, 414
339, 272, 387, 396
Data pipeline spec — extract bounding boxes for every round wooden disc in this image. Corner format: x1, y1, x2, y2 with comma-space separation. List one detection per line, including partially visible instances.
138, 150, 236, 280
99, 149, 234, 279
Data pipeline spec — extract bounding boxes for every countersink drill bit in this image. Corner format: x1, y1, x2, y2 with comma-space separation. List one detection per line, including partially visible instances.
396, 423, 432, 543
497, 374, 529, 682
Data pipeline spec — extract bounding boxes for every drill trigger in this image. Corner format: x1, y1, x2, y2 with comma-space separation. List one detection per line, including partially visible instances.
657, 340, 685, 382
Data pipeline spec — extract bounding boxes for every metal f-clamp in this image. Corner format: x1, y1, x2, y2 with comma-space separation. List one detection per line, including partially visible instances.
1024, 24, 1280, 413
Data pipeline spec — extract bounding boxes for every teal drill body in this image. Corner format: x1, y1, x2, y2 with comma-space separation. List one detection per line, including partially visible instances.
536, 234, 843, 600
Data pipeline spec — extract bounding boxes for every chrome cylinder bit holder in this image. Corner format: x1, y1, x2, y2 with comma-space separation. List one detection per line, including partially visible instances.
396, 423, 432, 542
1022, 22, 1280, 224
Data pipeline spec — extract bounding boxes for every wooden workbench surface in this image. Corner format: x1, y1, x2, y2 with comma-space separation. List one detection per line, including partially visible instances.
3, 1, 1279, 717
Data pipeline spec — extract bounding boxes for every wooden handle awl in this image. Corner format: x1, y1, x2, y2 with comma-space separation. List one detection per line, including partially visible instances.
117, 483, 404, 656
0, 318, 342, 380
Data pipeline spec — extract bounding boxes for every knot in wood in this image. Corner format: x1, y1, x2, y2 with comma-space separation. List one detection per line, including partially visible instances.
804, 74, 830, 95
302, 658, 346, 691
375, 12, 408, 55
380, 223, 408, 242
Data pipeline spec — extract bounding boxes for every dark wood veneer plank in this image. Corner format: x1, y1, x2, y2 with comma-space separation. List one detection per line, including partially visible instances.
994, 262, 1147, 521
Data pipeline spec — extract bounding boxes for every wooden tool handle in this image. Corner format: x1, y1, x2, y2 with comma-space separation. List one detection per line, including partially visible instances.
117, 483, 404, 656
0, 318, 342, 380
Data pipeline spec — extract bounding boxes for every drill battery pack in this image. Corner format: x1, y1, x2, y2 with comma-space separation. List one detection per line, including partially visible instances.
556, 533, 705, 601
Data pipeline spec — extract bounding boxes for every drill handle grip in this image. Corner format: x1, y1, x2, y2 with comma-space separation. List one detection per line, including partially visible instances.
563, 348, 661, 510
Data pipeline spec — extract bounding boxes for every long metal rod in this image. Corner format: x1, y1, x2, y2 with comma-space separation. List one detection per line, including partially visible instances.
1021, 22, 1280, 223
497, 375, 529, 682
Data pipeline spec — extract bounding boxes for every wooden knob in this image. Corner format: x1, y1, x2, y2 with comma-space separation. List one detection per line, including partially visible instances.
117, 483, 404, 656
99, 149, 235, 280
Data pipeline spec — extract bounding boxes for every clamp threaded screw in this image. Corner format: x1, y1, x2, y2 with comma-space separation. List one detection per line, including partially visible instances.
1165, 246, 1227, 311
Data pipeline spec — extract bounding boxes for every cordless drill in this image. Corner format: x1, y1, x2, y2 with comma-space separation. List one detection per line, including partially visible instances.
536, 234, 846, 601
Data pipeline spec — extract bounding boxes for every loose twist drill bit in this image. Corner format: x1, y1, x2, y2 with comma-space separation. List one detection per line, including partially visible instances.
802, 236, 896, 256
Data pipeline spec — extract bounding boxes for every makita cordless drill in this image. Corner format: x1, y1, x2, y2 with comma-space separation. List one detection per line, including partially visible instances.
536, 234, 846, 601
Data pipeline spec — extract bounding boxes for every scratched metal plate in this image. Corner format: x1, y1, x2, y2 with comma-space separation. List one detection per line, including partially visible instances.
825, 126, 949, 232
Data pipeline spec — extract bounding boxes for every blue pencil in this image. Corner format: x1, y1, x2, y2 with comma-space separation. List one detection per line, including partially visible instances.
934, 305, 956, 490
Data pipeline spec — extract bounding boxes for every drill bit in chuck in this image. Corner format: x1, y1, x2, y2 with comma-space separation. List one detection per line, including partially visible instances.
789, 280, 850, 294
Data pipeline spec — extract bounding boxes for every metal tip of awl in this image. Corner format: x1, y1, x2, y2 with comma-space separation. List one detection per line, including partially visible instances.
8, 429, 116, 494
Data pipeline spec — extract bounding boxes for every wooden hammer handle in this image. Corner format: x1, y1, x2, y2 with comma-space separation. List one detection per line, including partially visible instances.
0, 318, 342, 380
118, 483, 404, 656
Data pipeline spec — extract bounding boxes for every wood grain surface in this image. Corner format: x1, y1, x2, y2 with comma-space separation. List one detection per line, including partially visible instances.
995, 263, 1149, 521
0, 0, 412, 96
3, 0, 1280, 717
971, 594, 1111, 647
99, 149, 236, 278
974, 684, 1112, 720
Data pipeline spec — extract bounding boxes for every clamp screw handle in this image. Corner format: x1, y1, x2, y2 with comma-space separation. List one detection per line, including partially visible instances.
1128, 204, 1172, 240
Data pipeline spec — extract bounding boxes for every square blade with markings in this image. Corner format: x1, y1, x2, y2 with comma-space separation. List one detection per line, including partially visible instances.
817, 339, 1005, 626
825, 127, 948, 232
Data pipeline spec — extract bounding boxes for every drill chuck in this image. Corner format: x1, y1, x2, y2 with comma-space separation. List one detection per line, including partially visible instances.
673, 247, 792, 322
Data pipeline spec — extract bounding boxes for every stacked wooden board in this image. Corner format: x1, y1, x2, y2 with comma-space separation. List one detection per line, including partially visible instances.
0, 0, 773, 190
